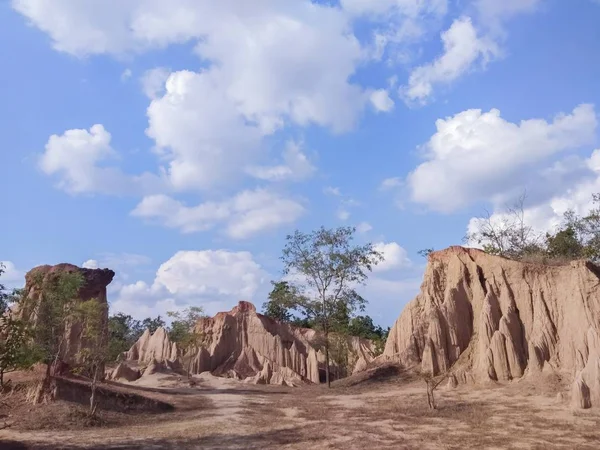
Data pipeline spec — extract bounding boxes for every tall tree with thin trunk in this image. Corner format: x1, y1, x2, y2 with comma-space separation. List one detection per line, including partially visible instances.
75, 299, 108, 416
167, 306, 206, 378
279, 226, 383, 387
23, 271, 83, 403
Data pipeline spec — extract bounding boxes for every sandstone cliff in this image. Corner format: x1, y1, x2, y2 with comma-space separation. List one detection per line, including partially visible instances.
122, 301, 375, 386
382, 246, 600, 408
20, 263, 115, 367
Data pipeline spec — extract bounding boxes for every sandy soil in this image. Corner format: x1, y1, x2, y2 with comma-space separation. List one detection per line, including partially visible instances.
1, 371, 600, 450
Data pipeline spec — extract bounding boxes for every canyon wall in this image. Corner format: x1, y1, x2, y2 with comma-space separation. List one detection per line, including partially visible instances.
383, 246, 600, 408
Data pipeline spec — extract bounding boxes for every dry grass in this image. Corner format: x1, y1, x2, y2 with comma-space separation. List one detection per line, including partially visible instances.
2, 372, 600, 449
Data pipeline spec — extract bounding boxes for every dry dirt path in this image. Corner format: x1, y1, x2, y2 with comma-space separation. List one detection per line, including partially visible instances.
2, 377, 600, 449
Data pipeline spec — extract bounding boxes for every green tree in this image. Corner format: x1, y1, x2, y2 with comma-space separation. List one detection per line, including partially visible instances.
466, 192, 544, 260
418, 248, 434, 258
0, 263, 9, 315
107, 313, 144, 361
142, 316, 166, 334
347, 315, 389, 356
0, 289, 41, 389
278, 226, 383, 387
23, 271, 84, 403
0, 315, 28, 388
546, 226, 584, 259
262, 281, 294, 323
167, 306, 206, 377
75, 299, 108, 416
563, 194, 600, 261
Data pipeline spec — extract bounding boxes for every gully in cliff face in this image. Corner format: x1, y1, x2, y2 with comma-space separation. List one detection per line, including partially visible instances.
382, 246, 600, 408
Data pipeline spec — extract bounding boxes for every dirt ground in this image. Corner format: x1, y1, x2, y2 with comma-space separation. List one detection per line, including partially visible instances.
1, 370, 600, 450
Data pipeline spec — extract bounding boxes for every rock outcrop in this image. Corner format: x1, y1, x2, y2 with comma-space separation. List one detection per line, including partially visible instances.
19, 263, 115, 367
122, 301, 375, 386
109, 362, 141, 382
382, 246, 600, 408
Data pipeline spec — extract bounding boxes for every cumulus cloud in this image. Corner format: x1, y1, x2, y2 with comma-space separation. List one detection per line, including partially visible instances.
246, 141, 316, 182
120, 68, 132, 81
131, 188, 305, 239
82, 253, 151, 271
466, 148, 600, 239
14, 1, 367, 129
474, 0, 542, 26
39, 124, 165, 196
407, 104, 597, 212
401, 17, 500, 104
82, 259, 99, 269
341, 0, 449, 64
337, 209, 351, 221
356, 222, 373, 233
0, 261, 25, 286
324, 186, 342, 196
140, 67, 170, 99
373, 242, 412, 272
146, 70, 263, 192
379, 177, 403, 191
154, 251, 265, 298
110, 250, 268, 319
20, 1, 373, 202
370, 89, 395, 112
340, 0, 447, 18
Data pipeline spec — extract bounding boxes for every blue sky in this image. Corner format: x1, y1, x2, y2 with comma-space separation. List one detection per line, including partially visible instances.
1, 0, 599, 326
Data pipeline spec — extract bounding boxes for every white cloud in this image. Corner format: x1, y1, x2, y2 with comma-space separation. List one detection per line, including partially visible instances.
21, 1, 372, 198
110, 249, 268, 319
341, 0, 449, 64
379, 177, 403, 191
370, 89, 395, 112
400, 17, 500, 104
341, 0, 446, 18
82, 259, 99, 269
408, 104, 597, 212
474, 0, 541, 26
120, 68, 132, 81
140, 67, 170, 99
146, 70, 263, 192
82, 253, 151, 271
466, 148, 600, 239
357, 222, 373, 233
246, 141, 316, 182
337, 209, 351, 221
14, 1, 367, 129
39, 124, 165, 195
132, 188, 305, 239
324, 186, 342, 196
0, 261, 25, 286
155, 250, 266, 298
373, 242, 412, 272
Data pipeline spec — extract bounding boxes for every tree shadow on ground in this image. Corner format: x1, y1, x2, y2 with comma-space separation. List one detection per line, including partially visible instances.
0, 426, 323, 449
104, 380, 290, 397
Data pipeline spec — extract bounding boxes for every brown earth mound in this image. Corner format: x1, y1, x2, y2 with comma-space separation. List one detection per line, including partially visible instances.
18, 264, 114, 368
381, 246, 600, 408
119, 301, 375, 386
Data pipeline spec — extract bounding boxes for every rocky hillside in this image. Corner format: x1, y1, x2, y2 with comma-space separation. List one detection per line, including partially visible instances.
118, 301, 375, 386
19, 263, 115, 368
382, 246, 600, 408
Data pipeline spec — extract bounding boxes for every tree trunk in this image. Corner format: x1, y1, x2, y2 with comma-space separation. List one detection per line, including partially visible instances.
89, 365, 98, 417
32, 361, 55, 404
0, 370, 4, 389
425, 379, 436, 410
325, 330, 330, 388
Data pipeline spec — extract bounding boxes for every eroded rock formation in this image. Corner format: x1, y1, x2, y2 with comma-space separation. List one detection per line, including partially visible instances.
122, 301, 375, 386
20, 263, 115, 367
382, 246, 600, 408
